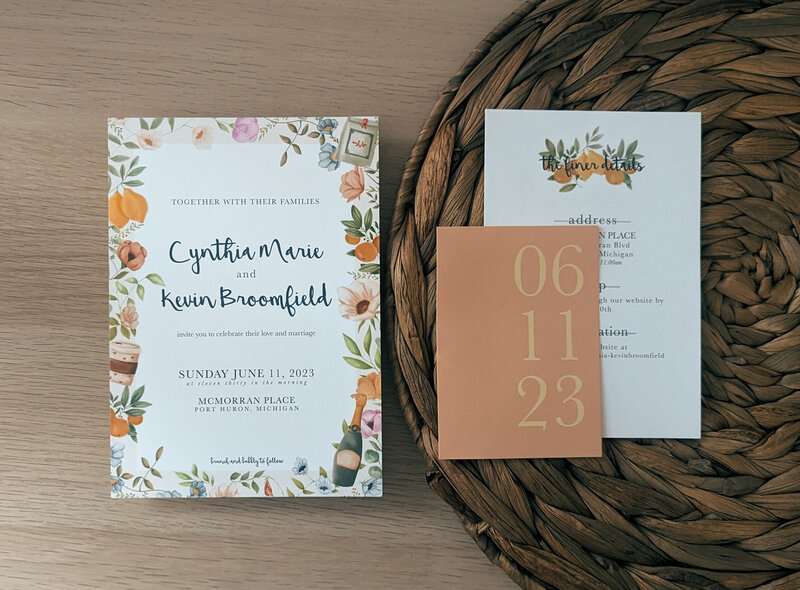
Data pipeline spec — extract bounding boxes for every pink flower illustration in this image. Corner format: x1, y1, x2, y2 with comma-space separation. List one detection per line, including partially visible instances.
361, 409, 382, 439
337, 280, 379, 321
192, 124, 213, 150
120, 305, 139, 329
232, 117, 259, 143
339, 166, 365, 202
137, 129, 163, 150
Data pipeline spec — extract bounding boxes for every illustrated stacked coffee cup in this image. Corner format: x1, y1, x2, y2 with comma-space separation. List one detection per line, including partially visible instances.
110, 341, 142, 386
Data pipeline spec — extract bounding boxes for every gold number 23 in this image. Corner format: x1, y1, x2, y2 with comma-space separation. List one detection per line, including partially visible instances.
517, 374, 585, 429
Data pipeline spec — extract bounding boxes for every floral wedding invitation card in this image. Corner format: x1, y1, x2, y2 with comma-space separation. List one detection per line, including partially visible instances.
485, 110, 701, 438
437, 226, 602, 459
108, 117, 382, 498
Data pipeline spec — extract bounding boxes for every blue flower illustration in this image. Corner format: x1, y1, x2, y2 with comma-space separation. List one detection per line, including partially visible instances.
362, 477, 382, 497
154, 490, 182, 499
318, 144, 340, 171
110, 475, 124, 493
189, 481, 207, 498
292, 457, 308, 476
316, 476, 333, 495
317, 118, 338, 136
110, 442, 125, 468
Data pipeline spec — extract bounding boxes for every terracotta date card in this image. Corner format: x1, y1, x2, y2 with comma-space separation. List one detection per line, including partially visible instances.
108, 117, 382, 498
437, 226, 601, 459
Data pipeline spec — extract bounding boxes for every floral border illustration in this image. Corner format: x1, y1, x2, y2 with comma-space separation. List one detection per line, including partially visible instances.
109, 117, 382, 498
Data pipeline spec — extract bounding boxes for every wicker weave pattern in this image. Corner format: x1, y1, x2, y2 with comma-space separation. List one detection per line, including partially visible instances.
388, 1, 800, 588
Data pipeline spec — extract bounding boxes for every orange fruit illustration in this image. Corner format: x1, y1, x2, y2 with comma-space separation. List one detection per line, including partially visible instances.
345, 234, 360, 245
128, 415, 143, 426
552, 167, 570, 184
110, 416, 130, 437
354, 241, 378, 262
108, 192, 130, 228
605, 169, 626, 185
120, 188, 148, 223
372, 236, 380, 251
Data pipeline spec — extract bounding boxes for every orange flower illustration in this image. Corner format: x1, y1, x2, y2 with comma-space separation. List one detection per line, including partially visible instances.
192, 124, 213, 150
356, 372, 381, 400
339, 166, 365, 202
338, 280, 379, 321
117, 240, 148, 271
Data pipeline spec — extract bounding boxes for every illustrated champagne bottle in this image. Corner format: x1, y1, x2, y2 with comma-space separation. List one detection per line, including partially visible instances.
332, 393, 366, 487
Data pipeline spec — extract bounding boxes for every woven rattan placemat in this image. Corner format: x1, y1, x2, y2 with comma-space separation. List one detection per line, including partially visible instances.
387, 1, 800, 588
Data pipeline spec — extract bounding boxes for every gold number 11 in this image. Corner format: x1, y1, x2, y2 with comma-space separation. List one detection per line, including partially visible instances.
522, 309, 577, 361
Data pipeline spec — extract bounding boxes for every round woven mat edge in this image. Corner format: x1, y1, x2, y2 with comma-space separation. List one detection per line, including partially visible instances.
386, 1, 800, 589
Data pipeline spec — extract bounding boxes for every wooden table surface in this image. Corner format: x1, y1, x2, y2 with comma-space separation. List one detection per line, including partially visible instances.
0, 1, 523, 588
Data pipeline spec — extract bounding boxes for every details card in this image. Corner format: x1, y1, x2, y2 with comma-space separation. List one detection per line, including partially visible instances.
437, 226, 601, 459
485, 109, 701, 438
108, 117, 383, 498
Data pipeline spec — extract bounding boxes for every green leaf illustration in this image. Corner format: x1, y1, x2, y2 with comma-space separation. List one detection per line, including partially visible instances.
230, 472, 240, 480
545, 138, 556, 156
364, 327, 372, 355
168, 118, 175, 131
151, 117, 163, 129
319, 466, 328, 478
287, 489, 295, 497
156, 446, 163, 460
368, 466, 383, 479
343, 334, 360, 356
125, 180, 144, 187
291, 478, 305, 490
359, 263, 380, 274
120, 387, 129, 407
342, 420, 348, 434
139, 118, 149, 130
108, 133, 121, 145
145, 274, 165, 285
351, 205, 362, 226
137, 284, 145, 299
560, 184, 577, 193
365, 450, 379, 463
123, 142, 139, 149
192, 464, 198, 477
343, 357, 371, 370
131, 386, 145, 404
375, 348, 381, 370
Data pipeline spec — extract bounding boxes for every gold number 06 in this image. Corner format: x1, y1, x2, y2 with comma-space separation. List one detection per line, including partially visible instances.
514, 244, 585, 297
517, 374, 585, 429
